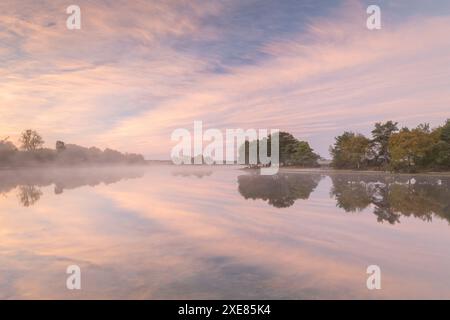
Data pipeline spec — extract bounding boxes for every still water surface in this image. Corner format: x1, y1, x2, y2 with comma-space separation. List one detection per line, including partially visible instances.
1, 166, 449, 299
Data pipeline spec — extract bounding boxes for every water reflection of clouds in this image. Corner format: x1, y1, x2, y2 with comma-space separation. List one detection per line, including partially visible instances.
0, 167, 450, 298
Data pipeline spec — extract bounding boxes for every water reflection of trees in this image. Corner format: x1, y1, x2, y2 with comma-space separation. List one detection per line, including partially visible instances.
330, 174, 450, 224
171, 169, 213, 178
0, 167, 146, 207
237, 173, 322, 208
17, 186, 43, 207
237, 172, 450, 224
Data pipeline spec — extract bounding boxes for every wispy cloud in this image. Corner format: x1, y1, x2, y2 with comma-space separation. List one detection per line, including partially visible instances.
1, 0, 449, 158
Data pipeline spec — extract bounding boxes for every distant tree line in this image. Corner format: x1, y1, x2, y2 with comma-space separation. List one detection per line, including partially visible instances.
330, 119, 450, 172
0, 129, 145, 167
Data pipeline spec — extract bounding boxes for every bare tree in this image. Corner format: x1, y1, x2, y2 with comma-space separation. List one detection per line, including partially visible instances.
19, 130, 44, 151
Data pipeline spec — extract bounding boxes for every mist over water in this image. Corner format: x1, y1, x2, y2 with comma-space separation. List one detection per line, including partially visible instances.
1, 166, 449, 299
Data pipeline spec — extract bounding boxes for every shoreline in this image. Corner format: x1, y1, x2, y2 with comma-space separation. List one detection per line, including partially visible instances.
243, 166, 450, 176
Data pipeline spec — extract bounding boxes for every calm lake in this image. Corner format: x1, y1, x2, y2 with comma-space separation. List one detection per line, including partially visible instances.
1, 166, 449, 299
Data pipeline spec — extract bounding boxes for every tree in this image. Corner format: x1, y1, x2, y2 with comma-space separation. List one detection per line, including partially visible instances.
277, 132, 300, 165
430, 141, 450, 168
56, 141, 66, 152
0, 137, 17, 166
427, 119, 450, 169
370, 121, 398, 167
389, 126, 434, 172
0, 137, 16, 151
440, 119, 450, 143
19, 130, 44, 151
239, 132, 319, 167
271, 132, 319, 166
330, 132, 370, 169
290, 140, 320, 167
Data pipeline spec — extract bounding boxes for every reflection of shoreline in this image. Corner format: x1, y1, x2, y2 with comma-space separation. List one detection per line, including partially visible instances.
171, 169, 213, 179
1, 166, 146, 207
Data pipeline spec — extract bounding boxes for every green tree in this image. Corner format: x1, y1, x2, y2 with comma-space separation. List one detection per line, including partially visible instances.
427, 119, 450, 169
19, 130, 44, 151
290, 140, 320, 167
370, 121, 398, 167
440, 119, 450, 143
330, 132, 370, 169
389, 126, 434, 172
274, 132, 319, 166
278, 132, 299, 165
430, 141, 450, 168
239, 132, 319, 167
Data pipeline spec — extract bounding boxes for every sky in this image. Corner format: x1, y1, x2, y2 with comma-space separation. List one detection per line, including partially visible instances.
1, 0, 450, 159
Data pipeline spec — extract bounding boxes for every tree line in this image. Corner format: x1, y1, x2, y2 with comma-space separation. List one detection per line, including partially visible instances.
0, 129, 145, 167
4, 121, 449, 172
330, 119, 450, 172
238, 119, 450, 172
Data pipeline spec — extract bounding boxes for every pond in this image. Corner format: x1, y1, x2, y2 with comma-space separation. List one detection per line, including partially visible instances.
0, 166, 449, 299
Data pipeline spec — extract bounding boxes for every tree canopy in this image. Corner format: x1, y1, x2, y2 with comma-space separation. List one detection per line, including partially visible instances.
330, 119, 450, 172
370, 121, 398, 167
330, 132, 370, 169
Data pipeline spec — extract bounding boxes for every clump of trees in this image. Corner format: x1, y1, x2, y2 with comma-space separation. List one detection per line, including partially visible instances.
239, 131, 320, 167
330, 119, 450, 172
0, 130, 145, 168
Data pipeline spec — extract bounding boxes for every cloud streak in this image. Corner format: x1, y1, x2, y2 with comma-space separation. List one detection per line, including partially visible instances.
1, 0, 449, 158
